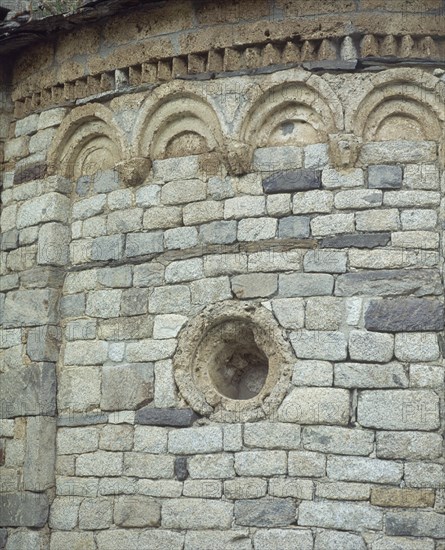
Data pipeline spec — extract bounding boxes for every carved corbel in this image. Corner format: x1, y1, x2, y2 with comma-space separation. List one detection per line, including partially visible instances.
328, 134, 362, 169
225, 141, 251, 176
116, 157, 152, 187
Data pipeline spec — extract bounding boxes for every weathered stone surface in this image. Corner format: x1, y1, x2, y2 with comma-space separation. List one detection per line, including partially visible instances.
288, 450, 326, 477
358, 390, 440, 430
101, 364, 154, 411
185, 530, 251, 550
0, 363, 56, 417
372, 536, 434, 550
394, 333, 440, 361
126, 231, 163, 257
290, 330, 348, 361
168, 426, 223, 454
315, 481, 370, 501
50, 531, 96, 550
292, 360, 333, 386
263, 169, 321, 194
269, 478, 313, 500
334, 362, 408, 388
278, 216, 310, 238
199, 220, 237, 244
327, 456, 403, 483
58, 427, 99, 454
404, 461, 444, 488
303, 249, 347, 273
135, 407, 199, 427
232, 273, 277, 298
315, 530, 366, 550
349, 330, 394, 363
27, 325, 60, 362
244, 422, 300, 450
311, 212, 354, 236
235, 451, 287, 476
368, 165, 403, 188
79, 497, 113, 530
24, 416, 56, 491
376, 431, 443, 460
57, 413, 108, 427
279, 273, 334, 297
76, 451, 123, 477
254, 146, 303, 172
322, 168, 363, 188
365, 298, 444, 332
124, 452, 174, 478
4, 289, 58, 326
298, 500, 382, 530
335, 269, 442, 297
320, 232, 391, 248
175, 457, 188, 481
188, 454, 235, 479
224, 478, 267, 499
371, 487, 435, 508
359, 141, 436, 164
0, 493, 49, 527
279, 387, 350, 425
303, 426, 374, 455
385, 511, 445, 538
305, 296, 343, 330
235, 499, 296, 527
49, 496, 81, 530
162, 499, 233, 529
114, 496, 161, 527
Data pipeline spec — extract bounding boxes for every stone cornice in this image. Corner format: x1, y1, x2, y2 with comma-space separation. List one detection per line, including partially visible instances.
13, 32, 445, 119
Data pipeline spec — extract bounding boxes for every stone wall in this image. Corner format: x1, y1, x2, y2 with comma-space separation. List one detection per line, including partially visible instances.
0, 1, 444, 549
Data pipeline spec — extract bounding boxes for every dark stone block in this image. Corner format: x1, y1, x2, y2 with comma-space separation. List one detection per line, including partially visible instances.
386, 511, 445, 538
0, 492, 49, 527
336, 269, 442, 297
0, 528, 7, 549
57, 413, 108, 427
235, 499, 296, 527
13, 162, 47, 185
0, 363, 56, 418
263, 169, 321, 194
365, 298, 444, 332
368, 165, 402, 189
175, 457, 188, 481
303, 60, 358, 71
320, 232, 391, 249
135, 407, 199, 427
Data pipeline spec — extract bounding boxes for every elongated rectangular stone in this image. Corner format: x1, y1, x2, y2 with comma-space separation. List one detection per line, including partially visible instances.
365, 298, 444, 332
298, 501, 382, 531
386, 511, 445, 538
263, 169, 321, 194
234, 499, 296, 527
327, 456, 403, 484
335, 269, 442, 297
368, 165, 403, 189
320, 232, 391, 249
135, 407, 199, 427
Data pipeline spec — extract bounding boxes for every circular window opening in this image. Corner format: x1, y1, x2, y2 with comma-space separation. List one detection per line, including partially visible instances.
174, 302, 294, 421
200, 321, 269, 400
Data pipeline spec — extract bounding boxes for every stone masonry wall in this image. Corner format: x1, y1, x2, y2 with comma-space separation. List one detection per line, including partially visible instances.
0, 2, 444, 550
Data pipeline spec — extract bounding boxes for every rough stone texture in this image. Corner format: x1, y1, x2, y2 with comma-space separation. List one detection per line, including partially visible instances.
365, 298, 444, 332
114, 496, 161, 527
101, 364, 154, 411
376, 431, 443, 460
303, 426, 374, 455
235, 499, 296, 527
320, 232, 391, 249
263, 169, 321, 194
327, 456, 403, 483
23, 416, 56, 491
335, 269, 442, 297
385, 511, 445, 538
349, 330, 394, 363
162, 499, 233, 529
0, 493, 49, 527
278, 388, 350, 425
334, 362, 408, 388
0, 363, 56, 417
368, 165, 403, 188
315, 530, 366, 550
244, 422, 301, 450
135, 407, 199, 427
298, 500, 382, 530
358, 390, 440, 430
185, 530, 251, 549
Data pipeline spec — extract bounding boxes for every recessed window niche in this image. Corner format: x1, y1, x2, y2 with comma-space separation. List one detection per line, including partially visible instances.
174, 302, 294, 421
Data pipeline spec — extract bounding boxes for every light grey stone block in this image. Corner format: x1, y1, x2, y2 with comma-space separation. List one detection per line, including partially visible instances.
290, 330, 347, 361
385, 511, 445, 538
114, 496, 160, 527
334, 362, 408, 388
185, 530, 250, 550
78, 497, 112, 530
188, 454, 235, 479
315, 531, 366, 550
278, 387, 350, 425
123, 452, 174, 478
126, 231, 163, 257
235, 451, 287, 476
303, 249, 347, 273
235, 499, 296, 527
298, 500, 382, 530
24, 416, 56, 491
168, 426, 223, 455
303, 425, 374, 455
162, 499, 233, 529
358, 390, 440, 430
288, 450, 326, 477
327, 455, 403, 483
254, 529, 313, 550
395, 333, 440, 361
376, 431, 443, 460
224, 478, 267, 499
279, 273, 334, 297
101, 364, 154, 411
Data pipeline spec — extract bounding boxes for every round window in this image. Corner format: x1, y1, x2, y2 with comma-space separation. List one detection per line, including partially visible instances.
174, 301, 294, 421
